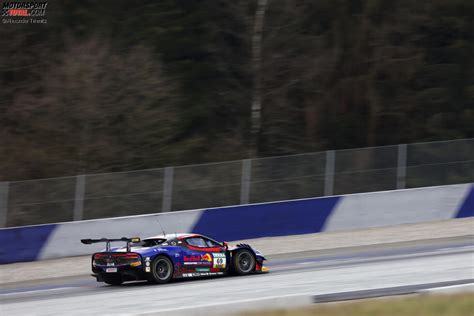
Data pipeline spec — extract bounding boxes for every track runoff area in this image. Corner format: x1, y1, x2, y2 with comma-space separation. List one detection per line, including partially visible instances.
1, 234, 473, 315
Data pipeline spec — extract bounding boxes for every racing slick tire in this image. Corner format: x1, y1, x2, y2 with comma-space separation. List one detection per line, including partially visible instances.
102, 274, 123, 286
232, 249, 256, 275
148, 255, 174, 284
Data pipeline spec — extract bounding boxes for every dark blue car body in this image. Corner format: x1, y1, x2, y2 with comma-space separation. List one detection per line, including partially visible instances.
82, 233, 268, 285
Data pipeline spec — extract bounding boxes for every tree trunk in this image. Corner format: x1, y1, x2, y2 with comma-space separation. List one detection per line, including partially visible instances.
249, 0, 268, 158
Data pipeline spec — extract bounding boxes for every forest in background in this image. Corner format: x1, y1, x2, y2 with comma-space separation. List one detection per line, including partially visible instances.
0, 0, 473, 181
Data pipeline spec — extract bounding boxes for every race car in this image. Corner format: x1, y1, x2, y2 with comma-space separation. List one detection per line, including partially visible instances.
81, 233, 269, 285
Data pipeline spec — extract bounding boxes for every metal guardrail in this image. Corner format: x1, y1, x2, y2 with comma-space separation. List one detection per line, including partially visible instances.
1, 138, 473, 227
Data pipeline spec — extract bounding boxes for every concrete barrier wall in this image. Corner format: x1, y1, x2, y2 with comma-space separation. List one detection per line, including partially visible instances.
1, 183, 473, 264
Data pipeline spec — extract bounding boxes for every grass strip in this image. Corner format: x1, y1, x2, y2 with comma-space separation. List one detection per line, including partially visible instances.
238, 293, 474, 316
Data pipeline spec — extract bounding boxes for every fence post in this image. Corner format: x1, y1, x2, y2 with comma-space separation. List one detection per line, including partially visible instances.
73, 175, 85, 221
0, 182, 9, 227
324, 150, 335, 196
240, 159, 252, 204
162, 167, 174, 212
397, 144, 407, 189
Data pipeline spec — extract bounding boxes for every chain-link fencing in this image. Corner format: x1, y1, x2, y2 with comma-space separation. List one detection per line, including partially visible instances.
1, 138, 472, 227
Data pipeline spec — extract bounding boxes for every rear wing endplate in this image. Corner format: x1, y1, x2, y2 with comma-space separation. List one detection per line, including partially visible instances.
81, 237, 141, 252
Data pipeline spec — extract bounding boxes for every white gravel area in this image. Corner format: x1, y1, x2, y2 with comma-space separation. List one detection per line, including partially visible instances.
0, 217, 472, 284
243, 217, 474, 255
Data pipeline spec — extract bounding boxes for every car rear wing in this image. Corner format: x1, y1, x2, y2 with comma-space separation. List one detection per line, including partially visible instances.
81, 237, 141, 252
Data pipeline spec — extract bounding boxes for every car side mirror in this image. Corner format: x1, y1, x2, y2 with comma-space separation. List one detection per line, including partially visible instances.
222, 241, 228, 250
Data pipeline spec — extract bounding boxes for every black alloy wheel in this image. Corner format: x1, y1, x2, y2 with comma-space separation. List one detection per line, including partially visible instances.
148, 256, 174, 284
233, 249, 256, 275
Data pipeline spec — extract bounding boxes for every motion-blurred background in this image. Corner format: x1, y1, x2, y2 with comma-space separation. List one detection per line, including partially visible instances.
2, 0, 473, 178
0, 3, 473, 315
0, 0, 473, 226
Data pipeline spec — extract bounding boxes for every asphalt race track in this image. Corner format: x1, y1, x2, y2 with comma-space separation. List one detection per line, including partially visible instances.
1, 236, 473, 315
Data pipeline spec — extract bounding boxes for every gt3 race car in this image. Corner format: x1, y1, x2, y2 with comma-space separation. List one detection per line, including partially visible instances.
81, 233, 269, 285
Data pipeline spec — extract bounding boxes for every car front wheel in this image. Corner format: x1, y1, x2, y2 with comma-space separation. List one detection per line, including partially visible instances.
233, 249, 256, 275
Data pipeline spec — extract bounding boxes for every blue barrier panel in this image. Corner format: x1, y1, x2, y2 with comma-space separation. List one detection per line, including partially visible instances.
192, 196, 340, 241
0, 224, 56, 264
456, 185, 474, 218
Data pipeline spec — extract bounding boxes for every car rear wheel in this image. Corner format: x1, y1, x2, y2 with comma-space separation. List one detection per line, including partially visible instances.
102, 274, 123, 286
148, 256, 174, 284
233, 249, 256, 275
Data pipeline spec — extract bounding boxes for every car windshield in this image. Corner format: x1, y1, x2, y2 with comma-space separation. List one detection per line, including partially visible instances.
186, 237, 207, 247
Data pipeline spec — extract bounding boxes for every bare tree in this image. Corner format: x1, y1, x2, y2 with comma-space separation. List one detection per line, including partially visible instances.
249, 0, 269, 157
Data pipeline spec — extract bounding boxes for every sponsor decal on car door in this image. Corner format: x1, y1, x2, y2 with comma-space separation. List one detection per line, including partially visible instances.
212, 253, 226, 269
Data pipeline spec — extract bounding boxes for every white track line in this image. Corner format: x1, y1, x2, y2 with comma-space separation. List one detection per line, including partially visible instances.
419, 283, 474, 294
0, 287, 75, 296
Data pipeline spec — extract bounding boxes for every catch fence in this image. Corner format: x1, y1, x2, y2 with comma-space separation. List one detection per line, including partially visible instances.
1, 138, 472, 227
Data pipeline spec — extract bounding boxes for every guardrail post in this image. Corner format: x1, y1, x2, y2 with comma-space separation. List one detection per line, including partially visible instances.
324, 150, 335, 196
162, 167, 174, 212
240, 159, 252, 204
73, 175, 85, 221
397, 144, 407, 189
0, 182, 9, 227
